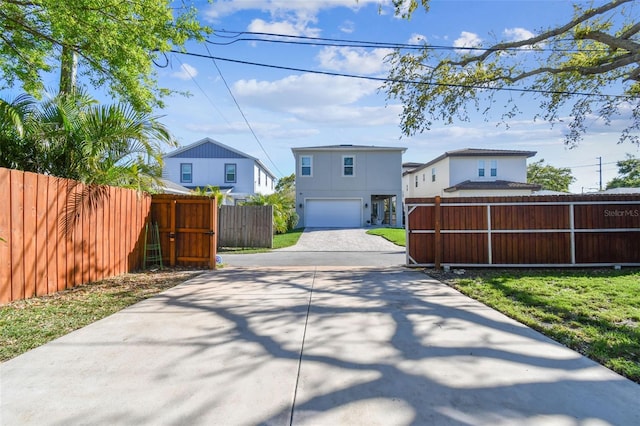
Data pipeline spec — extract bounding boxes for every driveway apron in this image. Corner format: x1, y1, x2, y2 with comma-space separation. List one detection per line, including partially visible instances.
2, 266, 639, 425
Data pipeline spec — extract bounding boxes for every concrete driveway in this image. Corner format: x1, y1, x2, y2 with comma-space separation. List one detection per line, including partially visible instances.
2, 266, 639, 425
221, 227, 406, 267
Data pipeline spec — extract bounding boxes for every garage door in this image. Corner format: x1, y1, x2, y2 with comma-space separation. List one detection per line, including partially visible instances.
305, 199, 362, 228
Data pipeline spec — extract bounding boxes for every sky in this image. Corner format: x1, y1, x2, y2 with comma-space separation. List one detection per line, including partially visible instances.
47, 0, 640, 192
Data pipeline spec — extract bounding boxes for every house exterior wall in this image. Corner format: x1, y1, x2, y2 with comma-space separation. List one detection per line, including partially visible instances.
163, 157, 274, 201
404, 155, 530, 198
449, 156, 527, 184
293, 147, 404, 227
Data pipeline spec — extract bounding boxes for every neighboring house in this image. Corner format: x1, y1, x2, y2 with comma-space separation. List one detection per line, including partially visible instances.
292, 144, 406, 228
163, 137, 276, 204
403, 148, 540, 199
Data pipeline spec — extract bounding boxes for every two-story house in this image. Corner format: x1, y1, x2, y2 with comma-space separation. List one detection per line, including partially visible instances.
163, 138, 276, 204
292, 144, 406, 228
403, 148, 540, 199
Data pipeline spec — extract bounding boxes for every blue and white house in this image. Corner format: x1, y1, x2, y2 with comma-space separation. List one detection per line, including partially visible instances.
163, 137, 276, 204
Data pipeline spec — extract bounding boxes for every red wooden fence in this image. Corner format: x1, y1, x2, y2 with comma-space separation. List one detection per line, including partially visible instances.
0, 168, 151, 304
405, 194, 640, 268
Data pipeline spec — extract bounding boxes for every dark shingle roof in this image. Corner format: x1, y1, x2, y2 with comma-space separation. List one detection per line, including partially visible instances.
444, 180, 542, 192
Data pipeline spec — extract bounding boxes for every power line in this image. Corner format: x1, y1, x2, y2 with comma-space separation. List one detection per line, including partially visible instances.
169, 49, 629, 99
210, 29, 608, 53
204, 45, 284, 178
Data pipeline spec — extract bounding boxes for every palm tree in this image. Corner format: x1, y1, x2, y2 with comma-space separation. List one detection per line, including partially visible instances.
245, 192, 298, 234
191, 185, 232, 206
0, 90, 175, 190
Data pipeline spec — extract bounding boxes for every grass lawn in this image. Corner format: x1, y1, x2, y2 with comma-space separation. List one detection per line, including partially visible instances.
218, 228, 304, 254
366, 227, 406, 246
0, 270, 201, 362
430, 268, 640, 383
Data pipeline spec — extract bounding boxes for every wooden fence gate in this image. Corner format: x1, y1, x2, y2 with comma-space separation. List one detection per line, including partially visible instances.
150, 195, 217, 269
405, 194, 640, 268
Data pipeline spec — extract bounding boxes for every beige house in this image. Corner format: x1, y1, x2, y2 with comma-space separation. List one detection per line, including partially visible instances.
403, 148, 540, 199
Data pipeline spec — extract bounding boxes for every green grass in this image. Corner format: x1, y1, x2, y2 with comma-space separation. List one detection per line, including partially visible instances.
441, 268, 640, 383
0, 270, 201, 362
367, 227, 406, 246
218, 228, 304, 254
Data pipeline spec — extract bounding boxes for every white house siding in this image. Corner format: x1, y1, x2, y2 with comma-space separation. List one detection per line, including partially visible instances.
404, 154, 533, 198
449, 156, 527, 186
164, 157, 257, 193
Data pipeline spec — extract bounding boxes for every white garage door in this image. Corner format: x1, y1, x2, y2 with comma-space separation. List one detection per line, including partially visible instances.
305, 199, 362, 228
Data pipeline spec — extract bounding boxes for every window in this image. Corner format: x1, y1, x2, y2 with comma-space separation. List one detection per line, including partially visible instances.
300, 156, 312, 176
180, 163, 192, 183
431, 167, 436, 182
415, 175, 419, 187
490, 160, 497, 177
258, 170, 261, 185
478, 160, 485, 177
225, 163, 237, 183
343, 156, 355, 176
422, 173, 426, 182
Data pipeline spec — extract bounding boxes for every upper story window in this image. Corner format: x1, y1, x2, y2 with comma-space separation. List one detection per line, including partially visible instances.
225, 163, 237, 183
300, 155, 312, 176
422, 173, 425, 182
431, 167, 436, 182
415, 175, 419, 187
180, 163, 192, 183
478, 160, 485, 177
258, 169, 261, 185
490, 160, 497, 177
342, 155, 355, 176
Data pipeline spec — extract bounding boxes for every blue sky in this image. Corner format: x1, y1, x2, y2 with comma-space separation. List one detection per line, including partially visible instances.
83, 1, 640, 191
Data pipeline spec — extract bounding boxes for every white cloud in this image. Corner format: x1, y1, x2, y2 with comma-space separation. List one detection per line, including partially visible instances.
339, 20, 355, 34
408, 33, 427, 45
171, 63, 198, 80
247, 18, 321, 37
232, 73, 379, 110
316, 47, 393, 74
204, 0, 378, 20
453, 31, 483, 54
503, 27, 535, 42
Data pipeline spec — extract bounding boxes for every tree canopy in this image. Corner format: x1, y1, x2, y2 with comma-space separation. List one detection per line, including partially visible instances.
527, 159, 576, 192
606, 154, 640, 188
0, 0, 210, 112
386, 0, 639, 146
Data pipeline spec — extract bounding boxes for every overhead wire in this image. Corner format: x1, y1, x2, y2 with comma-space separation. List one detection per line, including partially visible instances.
204, 44, 284, 177
209, 29, 615, 53
169, 49, 630, 100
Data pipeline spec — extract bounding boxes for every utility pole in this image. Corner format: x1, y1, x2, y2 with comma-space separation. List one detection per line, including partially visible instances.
598, 156, 602, 191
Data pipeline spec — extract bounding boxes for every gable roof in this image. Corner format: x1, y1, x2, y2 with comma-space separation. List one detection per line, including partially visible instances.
444, 180, 541, 193
164, 137, 250, 160
404, 148, 537, 175
165, 137, 276, 179
292, 144, 406, 153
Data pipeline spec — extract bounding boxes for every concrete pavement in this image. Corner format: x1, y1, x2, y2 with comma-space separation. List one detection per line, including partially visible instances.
2, 266, 640, 425
220, 227, 406, 267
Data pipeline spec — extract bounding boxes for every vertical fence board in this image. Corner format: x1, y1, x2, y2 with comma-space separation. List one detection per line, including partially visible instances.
23, 172, 38, 298
35, 174, 48, 296
10, 170, 25, 300
0, 169, 11, 303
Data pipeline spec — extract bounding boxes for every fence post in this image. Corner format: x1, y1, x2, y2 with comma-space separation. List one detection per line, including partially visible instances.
434, 196, 441, 269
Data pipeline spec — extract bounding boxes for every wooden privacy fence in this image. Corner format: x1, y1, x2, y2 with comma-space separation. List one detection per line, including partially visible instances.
0, 168, 151, 304
150, 195, 217, 268
218, 205, 273, 248
405, 195, 640, 268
